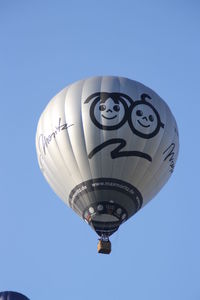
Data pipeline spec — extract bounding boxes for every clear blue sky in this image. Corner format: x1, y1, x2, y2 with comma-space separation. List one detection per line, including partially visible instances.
0, 1, 200, 299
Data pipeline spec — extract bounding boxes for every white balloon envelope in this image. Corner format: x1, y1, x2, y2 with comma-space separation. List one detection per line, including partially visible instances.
36, 76, 179, 253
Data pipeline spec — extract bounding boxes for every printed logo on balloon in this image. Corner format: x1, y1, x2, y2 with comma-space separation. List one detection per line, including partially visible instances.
84, 92, 165, 162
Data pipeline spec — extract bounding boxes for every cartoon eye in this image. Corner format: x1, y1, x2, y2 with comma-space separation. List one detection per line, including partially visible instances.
99, 105, 106, 111
113, 105, 120, 112
136, 110, 143, 116
149, 115, 154, 122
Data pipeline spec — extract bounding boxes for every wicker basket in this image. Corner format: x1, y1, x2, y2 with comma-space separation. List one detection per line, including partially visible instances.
97, 240, 111, 254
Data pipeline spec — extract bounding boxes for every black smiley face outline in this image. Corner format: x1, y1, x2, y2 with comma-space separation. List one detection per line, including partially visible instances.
84, 92, 132, 130
128, 93, 165, 139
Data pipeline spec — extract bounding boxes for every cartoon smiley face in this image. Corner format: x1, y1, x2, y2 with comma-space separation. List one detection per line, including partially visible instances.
129, 94, 164, 139
94, 98, 126, 129
85, 92, 131, 130
98, 99, 120, 120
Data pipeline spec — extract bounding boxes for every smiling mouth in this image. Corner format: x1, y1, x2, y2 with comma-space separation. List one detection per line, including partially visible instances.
102, 115, 117, 120
138, 120, 150, 128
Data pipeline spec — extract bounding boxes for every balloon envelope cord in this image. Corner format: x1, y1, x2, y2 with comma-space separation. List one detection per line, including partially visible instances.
99, 234, 109, 242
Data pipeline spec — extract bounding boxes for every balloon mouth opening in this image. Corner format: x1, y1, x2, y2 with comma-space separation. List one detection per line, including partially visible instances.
83, 201, 128, 236
90, 218, 120, 236
92, 213, 119, 222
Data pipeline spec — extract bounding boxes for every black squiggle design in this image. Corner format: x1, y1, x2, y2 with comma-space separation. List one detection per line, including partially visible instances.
88, 138, 152, 162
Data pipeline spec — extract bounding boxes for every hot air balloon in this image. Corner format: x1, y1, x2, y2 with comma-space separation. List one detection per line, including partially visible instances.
36, 76, 179, 254
0, 291, 29, 300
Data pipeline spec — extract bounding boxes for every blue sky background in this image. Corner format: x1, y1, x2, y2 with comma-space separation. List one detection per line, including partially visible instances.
0, 1, 200, 299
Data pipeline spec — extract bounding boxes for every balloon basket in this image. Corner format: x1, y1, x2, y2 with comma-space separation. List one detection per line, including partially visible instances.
97, 239, 111, 254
